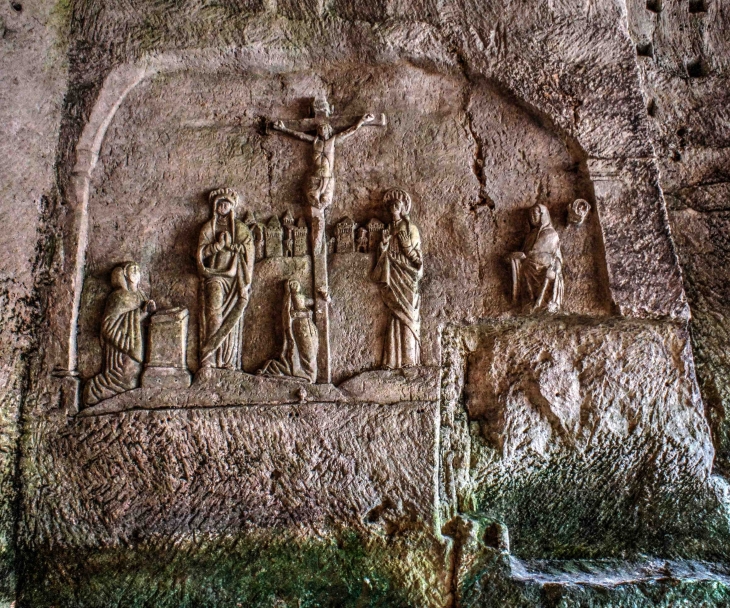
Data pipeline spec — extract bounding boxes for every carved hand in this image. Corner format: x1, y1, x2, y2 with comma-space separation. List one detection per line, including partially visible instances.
509, 251, 527, 261
359, 113, 375, 126
146, 300, 157, 313
273, 120, 285, 131
317, 287, 331, 303
397, 229, 410, 248
380, 230, 391, 249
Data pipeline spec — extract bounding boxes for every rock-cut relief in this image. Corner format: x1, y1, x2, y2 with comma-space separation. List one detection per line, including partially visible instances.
371, 188, 423, 369
258, 279, 319, 382
508, 203, 564, 314
79, 93, 444, 411
197, 188, 255, 370
266, 96, 386, 384
83, 261, 156, 405
568, 198, 591, 226
268, 97, 379, 254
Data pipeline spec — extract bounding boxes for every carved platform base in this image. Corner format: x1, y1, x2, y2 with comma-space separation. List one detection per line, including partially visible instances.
76, 366, 441, 417
141, 366, 192, 389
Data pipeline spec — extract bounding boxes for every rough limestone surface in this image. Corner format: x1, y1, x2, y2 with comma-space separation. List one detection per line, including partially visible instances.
0, 0, 68, 601
626, 0, 730, 479
1, 0, 730, 607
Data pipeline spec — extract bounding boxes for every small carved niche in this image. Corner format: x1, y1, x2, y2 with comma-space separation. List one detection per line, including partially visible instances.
647, 98, 658, 117
689, 0, 708, 13
686, 56, 710, 78
646, 0, 662, 13
636, 42, 654, 59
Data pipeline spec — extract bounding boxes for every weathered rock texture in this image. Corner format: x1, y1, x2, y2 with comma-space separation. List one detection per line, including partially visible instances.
1, 0, 730, 606
626, 0, 730, 480
0, 0, 68, 601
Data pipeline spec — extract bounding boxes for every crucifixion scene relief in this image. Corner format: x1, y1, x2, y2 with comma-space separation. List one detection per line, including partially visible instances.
6, 1, 730, 606
73, 67, 610, 403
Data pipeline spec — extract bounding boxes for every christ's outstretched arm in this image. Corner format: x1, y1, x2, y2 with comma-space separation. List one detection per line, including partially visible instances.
271, 121, 316, 142
335, 113, 375, 143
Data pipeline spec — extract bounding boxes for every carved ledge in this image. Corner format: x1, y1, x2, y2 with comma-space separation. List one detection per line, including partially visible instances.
337, 367, 440, 403
76, 366, 441, 417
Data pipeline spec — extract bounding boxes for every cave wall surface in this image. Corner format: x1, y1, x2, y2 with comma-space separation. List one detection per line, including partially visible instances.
1, 0, 730, 607
626, 0, 730, 480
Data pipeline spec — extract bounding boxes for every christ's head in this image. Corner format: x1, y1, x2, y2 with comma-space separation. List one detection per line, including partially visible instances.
317, 123, 333, 139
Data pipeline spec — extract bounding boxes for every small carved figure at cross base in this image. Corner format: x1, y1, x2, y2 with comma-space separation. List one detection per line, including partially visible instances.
258, 279, 319, 383
508, 203, 564, 314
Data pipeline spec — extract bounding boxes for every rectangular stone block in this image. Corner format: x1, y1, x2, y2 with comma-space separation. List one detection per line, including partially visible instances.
37, 401, 440, 544
142, 307, 191, 389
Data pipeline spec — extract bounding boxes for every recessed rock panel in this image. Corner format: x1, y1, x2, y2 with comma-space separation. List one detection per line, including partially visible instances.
77, 63, 610, 389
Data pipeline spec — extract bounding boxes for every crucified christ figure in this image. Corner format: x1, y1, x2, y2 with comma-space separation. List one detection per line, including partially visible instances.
270, 99, 375, 254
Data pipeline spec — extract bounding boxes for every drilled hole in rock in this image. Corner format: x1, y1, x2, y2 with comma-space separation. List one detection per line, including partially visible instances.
647, 98, 658, 117
677, 126, 688, 138
636, 42, 654, 58
672, 150, 682, 162
646, 0, 662, 12
686, 56, 710, 78
10, 1, 22, 11
689, 0, 708, 13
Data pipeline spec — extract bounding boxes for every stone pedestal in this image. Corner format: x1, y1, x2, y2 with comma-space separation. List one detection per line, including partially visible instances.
142, 307, 191, 389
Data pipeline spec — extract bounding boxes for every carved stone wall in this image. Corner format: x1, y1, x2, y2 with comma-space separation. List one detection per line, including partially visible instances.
75, 65, 610, 385
2, 0, 730, 606
627, 0, 730, 480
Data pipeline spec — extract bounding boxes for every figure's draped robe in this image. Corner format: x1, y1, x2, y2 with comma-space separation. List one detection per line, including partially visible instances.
198, 219, 254, 369
518, 221, 563, 307
372, 221, 423, 368
84, 289, 145, 405
260, 284, 318, 382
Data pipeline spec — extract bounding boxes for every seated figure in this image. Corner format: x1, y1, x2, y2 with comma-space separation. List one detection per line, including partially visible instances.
258, 280, 319, 383
84, 262, 155, 405
508, 204, 564, 313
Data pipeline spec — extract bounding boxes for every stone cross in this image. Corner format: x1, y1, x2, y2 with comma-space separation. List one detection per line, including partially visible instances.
267, 97, 386, 383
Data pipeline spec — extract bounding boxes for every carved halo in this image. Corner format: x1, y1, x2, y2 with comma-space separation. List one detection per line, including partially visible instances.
383, 188, 412, 215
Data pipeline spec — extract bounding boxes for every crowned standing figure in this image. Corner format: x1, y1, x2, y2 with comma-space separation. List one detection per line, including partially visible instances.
371, 188, 424, 369
197, 188, 255, 369
84, 261, 156, 405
